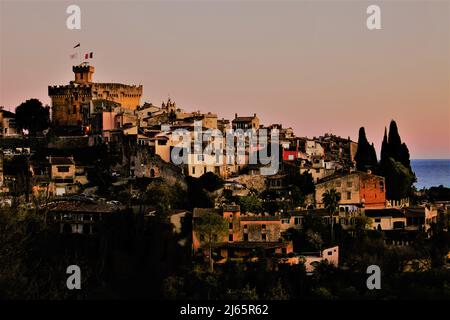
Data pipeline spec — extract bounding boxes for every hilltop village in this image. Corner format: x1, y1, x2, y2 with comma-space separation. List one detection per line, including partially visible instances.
1, 64, 450, 299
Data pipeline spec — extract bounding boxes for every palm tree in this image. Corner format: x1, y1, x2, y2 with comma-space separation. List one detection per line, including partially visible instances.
322, 189, 341, 244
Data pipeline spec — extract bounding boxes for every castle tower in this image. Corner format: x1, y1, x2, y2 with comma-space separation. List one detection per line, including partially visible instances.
72, 64, 95, 84
49, 64, 142, 132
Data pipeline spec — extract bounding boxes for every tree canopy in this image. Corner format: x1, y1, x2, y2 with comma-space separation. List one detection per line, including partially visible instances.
354, 127, 377, 172
15, 98, 50, 136
199, 172, 224, 192
379, 120, 415, 200
194, 212, 228, 272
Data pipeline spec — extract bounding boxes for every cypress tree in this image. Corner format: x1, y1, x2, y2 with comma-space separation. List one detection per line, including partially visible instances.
370, 143, 377, 169
380, 127, 389, 161
355, 127, 377, 172
379, 120, 415, 200
399, 143, 411, 169
387, 120, 402, 160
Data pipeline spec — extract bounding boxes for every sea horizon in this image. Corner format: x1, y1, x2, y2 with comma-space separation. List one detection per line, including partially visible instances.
411, 159, 450, 189
411, 158, 450, 160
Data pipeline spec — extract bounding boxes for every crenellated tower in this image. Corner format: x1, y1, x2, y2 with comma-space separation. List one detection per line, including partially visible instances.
48, 63, 143, 131
72, 64, 95, 84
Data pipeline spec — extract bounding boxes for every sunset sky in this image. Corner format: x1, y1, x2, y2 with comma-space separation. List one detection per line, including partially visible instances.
1, 0, 449, 159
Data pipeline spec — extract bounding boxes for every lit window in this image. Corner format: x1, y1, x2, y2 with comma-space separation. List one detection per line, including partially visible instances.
57, 166, 70, 173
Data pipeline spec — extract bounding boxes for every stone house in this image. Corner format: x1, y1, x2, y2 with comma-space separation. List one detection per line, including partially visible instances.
49, 156, 78, 196
232, 113, 260, 131
315, 171, 386, 212
365, 208, 406, 230
192, 206, 293, 264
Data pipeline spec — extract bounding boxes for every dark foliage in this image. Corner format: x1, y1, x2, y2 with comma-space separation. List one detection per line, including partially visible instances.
354, 127, 377, 172
199, 172, 224, 192
15, 99, 50, 136
378, 121, 415, 200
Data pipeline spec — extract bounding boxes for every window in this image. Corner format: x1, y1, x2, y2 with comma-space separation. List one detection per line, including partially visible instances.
315, 168, 320, 173
262, 224, 266, 229
229, 223, 233, 230
57, 166, 70, 173
192, 167, 195, 175
294, 217, 301, 225
243, 233, 248, 241
73, 105, 77, 114
243, 224, 247, 229
347, 181, 353, 188
346, 192, 351, 200
327, 251, 332, 256
198, 155, 204, 161
374, 218, 381, 223
262, 234, 267, 241
228, 234, 233, 242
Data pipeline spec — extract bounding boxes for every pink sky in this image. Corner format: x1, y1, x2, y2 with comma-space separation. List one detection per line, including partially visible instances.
1, 0, 449, 159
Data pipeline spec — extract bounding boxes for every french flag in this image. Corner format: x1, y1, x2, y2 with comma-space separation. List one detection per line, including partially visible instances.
84, 52, 93, 59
